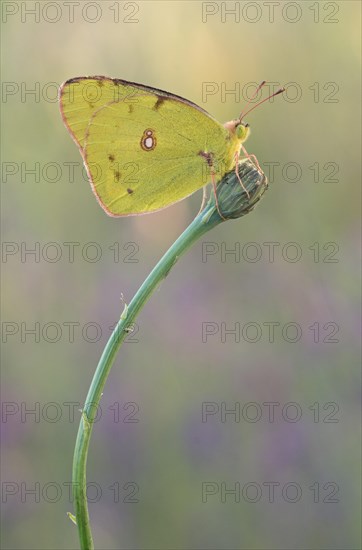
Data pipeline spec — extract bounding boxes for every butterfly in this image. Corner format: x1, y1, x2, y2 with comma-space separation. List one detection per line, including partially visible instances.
59, 77, 283, 217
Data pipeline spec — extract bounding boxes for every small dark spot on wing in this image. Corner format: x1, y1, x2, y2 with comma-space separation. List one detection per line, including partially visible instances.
128, 104, 134, 114
153, 96, 165, 111
127, 188, 134, 194
114, 171, 121, 182
108, 154, 115, 162
198, 150, 214, 167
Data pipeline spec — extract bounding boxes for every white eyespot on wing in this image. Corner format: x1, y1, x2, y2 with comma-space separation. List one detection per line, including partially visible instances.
145, 136, 154, 149
140, 128, 157, 151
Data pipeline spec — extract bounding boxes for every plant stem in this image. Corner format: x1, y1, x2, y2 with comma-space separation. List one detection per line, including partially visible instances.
72, 203, 222, 549
71, 160, 268, 549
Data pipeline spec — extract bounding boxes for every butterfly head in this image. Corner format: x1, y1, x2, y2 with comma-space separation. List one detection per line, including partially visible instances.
223, 119, 250, 143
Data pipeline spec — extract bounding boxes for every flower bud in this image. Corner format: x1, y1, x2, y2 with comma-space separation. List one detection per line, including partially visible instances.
210, 159, 268, 221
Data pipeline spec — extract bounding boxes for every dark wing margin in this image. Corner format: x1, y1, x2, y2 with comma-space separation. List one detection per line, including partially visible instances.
60, 75, 213, 117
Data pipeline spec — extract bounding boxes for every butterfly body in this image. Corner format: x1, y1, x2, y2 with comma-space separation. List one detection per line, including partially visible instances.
59, 76, 250, 216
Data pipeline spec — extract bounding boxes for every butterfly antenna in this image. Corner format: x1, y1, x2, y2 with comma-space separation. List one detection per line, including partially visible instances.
241, 87, 285, 120
239, 81, 266, 121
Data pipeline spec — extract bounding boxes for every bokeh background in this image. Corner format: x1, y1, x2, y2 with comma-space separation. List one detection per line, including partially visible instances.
1, 1, 361, 549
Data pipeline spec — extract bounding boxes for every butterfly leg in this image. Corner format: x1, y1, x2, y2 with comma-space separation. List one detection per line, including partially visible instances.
240, 143, 262, 173
234, 151, 250, 199
210, 169, 226, 221
199, 150, 226, 220
197, 185, 209, 215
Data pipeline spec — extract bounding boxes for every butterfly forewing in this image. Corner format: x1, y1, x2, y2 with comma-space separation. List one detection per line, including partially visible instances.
60, 77, 236, 216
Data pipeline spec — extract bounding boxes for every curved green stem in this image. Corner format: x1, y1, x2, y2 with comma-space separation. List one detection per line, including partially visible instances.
72, 203, 222, 549
71, 160, 268, 549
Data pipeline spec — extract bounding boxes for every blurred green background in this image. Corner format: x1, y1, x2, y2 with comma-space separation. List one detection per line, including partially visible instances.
1, 1, 361, 549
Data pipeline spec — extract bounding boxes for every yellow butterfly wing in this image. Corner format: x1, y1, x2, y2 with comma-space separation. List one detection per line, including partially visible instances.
59, 77, 238, 216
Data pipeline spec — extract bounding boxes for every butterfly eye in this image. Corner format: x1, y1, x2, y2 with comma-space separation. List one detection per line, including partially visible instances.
245, 123, 250, 128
